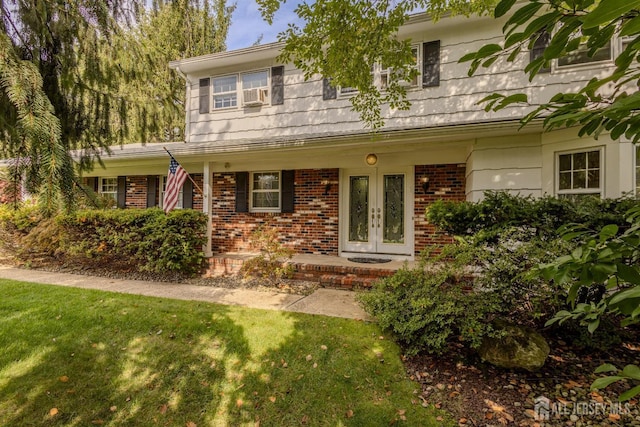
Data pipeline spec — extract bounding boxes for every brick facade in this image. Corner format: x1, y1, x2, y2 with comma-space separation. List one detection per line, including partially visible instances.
126, 176, 148, 208
85, 165, 465, 256
414, 164, 467, 254
211, 169, 340, 255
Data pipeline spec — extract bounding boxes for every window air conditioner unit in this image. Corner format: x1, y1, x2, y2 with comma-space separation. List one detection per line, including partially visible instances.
243, 88, 268, 106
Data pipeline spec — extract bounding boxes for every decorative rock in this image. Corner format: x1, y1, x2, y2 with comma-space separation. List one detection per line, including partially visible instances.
477, 322, 550, 372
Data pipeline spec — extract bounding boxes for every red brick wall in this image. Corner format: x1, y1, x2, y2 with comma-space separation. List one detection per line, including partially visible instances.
126, 176, 147, 208
414, 164, 467, 255
192, 174, 204, 211
211, 169, 340, 255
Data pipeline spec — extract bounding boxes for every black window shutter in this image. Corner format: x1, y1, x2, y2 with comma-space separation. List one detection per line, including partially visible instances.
183, 179, 193, 209
422, 40, 440, 87
199, 78, 210, 114
87, 177, 98, 192
530, 31, 551, 73
271, 66, 284, 105
146, 175, 157, 208
117, 176, 126, 209
235, 172, 249, 213
322, 78, 337, 100
281, 170, 295, 213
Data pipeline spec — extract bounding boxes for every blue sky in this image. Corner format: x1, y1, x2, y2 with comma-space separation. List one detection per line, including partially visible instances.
226, 1, 302, 50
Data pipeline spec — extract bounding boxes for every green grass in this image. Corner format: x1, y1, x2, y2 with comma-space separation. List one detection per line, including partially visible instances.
0, 280, 449, 426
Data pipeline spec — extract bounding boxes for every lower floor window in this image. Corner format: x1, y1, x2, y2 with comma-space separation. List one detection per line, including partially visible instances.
100, 177, 118, 203
251, 171, 280, 212
161, 175, 183, 209
557, 148, 603, 198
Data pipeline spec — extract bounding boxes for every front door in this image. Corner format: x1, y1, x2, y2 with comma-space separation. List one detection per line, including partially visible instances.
341, 167, 413, 257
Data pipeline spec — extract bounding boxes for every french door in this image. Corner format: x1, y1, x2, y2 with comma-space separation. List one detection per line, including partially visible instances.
341, 167, 413, 256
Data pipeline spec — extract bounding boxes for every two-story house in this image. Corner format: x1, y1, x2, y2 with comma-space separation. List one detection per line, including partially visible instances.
76, 11, 639, 263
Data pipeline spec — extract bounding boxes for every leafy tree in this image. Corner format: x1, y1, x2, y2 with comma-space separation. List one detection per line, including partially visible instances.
256, 0, 497, 129
0, 0, 231, 213
460, 0, 640, 143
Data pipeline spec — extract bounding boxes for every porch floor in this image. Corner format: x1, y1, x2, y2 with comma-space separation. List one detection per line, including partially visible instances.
206, 253, 416, 289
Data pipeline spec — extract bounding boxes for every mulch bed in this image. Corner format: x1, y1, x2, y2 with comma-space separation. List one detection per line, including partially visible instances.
405, 334, 640, 426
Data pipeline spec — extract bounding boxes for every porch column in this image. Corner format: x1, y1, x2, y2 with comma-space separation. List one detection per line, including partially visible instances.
203, 161, 213, 257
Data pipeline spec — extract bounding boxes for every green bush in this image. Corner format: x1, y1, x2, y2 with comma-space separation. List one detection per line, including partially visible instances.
361, 192, 635, 356
358, 255, 499, 356
240, 226, 294, 283
427, 192, 636, 243
0, 206, 207, 276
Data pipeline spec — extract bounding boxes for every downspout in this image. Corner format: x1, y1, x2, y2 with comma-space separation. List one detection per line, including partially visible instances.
174, 65, 191, 144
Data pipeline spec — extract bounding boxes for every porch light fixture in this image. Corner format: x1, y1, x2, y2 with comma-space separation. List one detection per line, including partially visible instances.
365, 153, 378, 166
322, 180, 332, 195
421, 177, 430, 193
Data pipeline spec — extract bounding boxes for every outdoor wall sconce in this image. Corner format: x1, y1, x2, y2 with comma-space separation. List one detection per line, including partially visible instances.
365, 153, 378, 166
421, 177, 430, 193
322, 180, 332, 195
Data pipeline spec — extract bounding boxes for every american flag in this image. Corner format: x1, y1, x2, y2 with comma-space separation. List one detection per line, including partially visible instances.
164, 157, 188, 213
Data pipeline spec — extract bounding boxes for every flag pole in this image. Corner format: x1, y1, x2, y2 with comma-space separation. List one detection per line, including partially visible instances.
163, 146, 204, 195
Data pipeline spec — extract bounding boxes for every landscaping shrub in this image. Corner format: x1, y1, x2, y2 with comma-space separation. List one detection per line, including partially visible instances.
0, 206, 207, 276
240, 225, 294, 283
361, 192, 636, 356
358, 256, 498, 355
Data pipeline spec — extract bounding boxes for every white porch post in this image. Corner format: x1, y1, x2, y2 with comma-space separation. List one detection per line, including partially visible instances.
203, 161, 213, 257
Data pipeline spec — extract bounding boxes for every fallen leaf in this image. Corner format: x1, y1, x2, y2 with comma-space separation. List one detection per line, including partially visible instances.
49, 408, 59, 417
321, 345, 327, 351
485, 412, 494, 420
346, 409, 354, 418
109, 406, 117, 412
484, 399, 506, 413
236, 399, 243, 407
159, 404, 167, 414
91, 420, 104, 425
269, 396, 276, 403
301, 415, 309, 424
459, 418, 467, 424
306, 355, 313, 361
609, 413, 621, 421
313, 363, 317, 368
59, 375, 69, 383
186, 422, 197, 427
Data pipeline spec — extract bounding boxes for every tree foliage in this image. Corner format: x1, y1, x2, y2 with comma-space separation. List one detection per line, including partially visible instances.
460, 0, 640, 143
256, 0, 497, 129
0, 0, 231, 213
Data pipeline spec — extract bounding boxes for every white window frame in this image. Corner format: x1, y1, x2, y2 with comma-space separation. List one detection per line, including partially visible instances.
339, 46, 421, 96
250, 171, 281, 213
100, 177, 118, 203
160, 175, 184, 210
211, 69, 271, 111
212, 74, 238, 110
555, 147, 604, 198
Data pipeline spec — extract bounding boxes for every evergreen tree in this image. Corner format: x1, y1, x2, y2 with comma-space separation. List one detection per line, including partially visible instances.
0, 0, 231, 213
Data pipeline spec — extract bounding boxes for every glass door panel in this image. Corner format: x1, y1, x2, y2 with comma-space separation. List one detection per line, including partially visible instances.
382, 174, 404, 244
348, 176, 369, 242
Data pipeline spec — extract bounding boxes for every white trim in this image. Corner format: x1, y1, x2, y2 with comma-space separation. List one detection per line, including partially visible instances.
99, 177, 118, 203
555, 147, 604, 198
249, 171, 281, 213
210, 68, 271, 111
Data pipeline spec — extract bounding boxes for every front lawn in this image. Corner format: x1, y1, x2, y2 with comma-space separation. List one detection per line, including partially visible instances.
0, 280, 446, 426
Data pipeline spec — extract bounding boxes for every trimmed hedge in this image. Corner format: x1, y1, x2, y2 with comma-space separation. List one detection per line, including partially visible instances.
0, 206, 207, 276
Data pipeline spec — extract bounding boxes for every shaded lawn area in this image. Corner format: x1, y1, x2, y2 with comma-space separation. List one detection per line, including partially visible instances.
0, 280, 448, 426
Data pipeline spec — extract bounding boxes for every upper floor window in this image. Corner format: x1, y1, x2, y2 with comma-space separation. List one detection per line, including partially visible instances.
213, 75, 237, 109
209, 69, 271, 111
100, 177, 118, 203
251, 171, 280, 212
530, 30, 613, 71
337, 42, 434, 97
556, 148, 603, 198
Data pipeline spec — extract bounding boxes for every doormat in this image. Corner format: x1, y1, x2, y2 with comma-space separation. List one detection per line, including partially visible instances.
348, 257, 392, 264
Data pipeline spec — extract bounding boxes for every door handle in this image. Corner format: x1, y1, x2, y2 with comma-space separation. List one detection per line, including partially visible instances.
377, 208, 381, 228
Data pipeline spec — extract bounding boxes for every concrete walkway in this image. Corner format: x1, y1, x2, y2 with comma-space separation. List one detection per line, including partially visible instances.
0, 265, 372, 321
